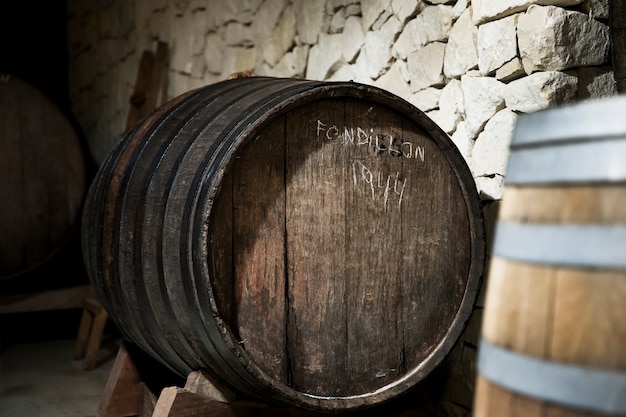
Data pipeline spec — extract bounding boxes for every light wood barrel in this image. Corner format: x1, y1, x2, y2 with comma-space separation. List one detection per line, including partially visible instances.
475, 95, 626, 416
82, 76, 485, 412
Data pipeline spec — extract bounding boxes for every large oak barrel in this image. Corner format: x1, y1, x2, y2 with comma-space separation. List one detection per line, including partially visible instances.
0, 75, 87, 280
475, 96, 626, 416
82, 76, 485, 412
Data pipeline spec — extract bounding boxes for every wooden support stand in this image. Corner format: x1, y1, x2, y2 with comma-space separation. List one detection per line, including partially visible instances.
73, 286, 109, 370
97, 343, 326, 417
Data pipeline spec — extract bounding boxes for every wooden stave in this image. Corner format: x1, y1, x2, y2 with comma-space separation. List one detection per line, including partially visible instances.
83, 76, 485, 411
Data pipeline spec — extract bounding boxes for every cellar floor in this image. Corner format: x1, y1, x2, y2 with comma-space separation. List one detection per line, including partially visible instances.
0, 336, 118, 417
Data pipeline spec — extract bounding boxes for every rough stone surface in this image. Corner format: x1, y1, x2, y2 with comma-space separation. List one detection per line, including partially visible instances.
409, 87, 442, 111
362, 0, 391, 30
293, 0, 325, 44
506, 70, 579, 113
576, 66, 617, 99
306, 33, 344, 80
451, 0, 469, 18
444, 8, 478, 79
477, 14, 519, 75
375, 60, 411, 100
471, 108, 518, 199
518, 5, 610, 73
408, 42, 446, 92
437, 79, 464, 133
262, 4, 296, 66
364, 15, 402, 79
495, 58, 526, 82
450, 121, 473, 165
264, 44, 309, 77
342, 16, 365, 62
253, 0, 289, 41
461, 75, 506, 139
472, 0, 584, 24
582, 0, 609, 19
392, 0, 424, 23
393, 5, 452, 60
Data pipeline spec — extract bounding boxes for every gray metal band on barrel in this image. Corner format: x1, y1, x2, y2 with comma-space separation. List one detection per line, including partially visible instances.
505, 137, 626, 184
478, 339, 626, 415
512, 95, 626, 147
493, 221, 626, 269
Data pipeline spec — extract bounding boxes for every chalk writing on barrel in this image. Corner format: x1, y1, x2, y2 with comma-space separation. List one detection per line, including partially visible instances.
316, 120, 425, 162
352, 161, 406, 210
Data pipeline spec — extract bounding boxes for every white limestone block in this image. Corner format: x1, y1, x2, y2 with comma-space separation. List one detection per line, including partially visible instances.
505, 71, 578, 113
392, 0, 425, 23
306, 33, 345, 80
472, 0, 583, 24
477, 14, 520, 75
495, 58, 526, 82
409, 87, 442, 111
364, 16, 402, 79
582, 0, 609, 19
518, 5, 609, 73
266, 44, 309, 78
393, 5, 453, 60
294, 0, 325, 44
362, 0, 391, 30
450, 121, 473, 166
221, 46, 256, 78
437, 79, 465, 133
253, 0, 289, 40
262, 5, 296, 66
474, 175, 505, 200
451, 0, 469, 19
375, 60, 412, 101
343, 16, 365, 62
461, 75, 506, 139
408, 42, 446, 91
443, 8, 478, 79
576, 66, 617, 99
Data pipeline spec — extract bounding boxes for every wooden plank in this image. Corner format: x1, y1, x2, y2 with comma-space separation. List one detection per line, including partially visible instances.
152, 388, 252, 417
184, 370, 236, 403
343, 99, 403, 392
98, 343, 143, 417
232, 116, 288, 381
285, 99, 348, 395
0, 284, 90, 314
125, 41, 169, 132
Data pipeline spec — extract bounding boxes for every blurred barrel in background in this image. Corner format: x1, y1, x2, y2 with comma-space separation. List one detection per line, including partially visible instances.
0, 75, 87, 281
475, 95, 626, 416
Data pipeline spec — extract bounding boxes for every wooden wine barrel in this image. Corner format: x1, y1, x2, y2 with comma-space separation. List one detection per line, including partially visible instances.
475, 96, 626, 416
0, 75, 87, 280
82, 76, 485, 412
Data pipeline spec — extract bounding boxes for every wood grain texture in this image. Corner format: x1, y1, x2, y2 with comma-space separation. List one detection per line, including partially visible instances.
83, 77, 484, 412
0, 76, 86, 279
476, 152, 626, 413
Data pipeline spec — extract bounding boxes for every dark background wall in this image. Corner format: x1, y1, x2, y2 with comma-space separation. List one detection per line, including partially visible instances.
611, 0, 626, 92
0, 1, 70, 113
0, 1, 102, 350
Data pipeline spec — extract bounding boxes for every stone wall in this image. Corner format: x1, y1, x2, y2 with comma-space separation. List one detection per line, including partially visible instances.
66, 1, 614, 415
67, 0, 615, 193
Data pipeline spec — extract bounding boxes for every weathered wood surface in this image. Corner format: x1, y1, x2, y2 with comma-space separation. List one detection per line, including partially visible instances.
0, 75, 86, 279
83, 77, 485, 412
